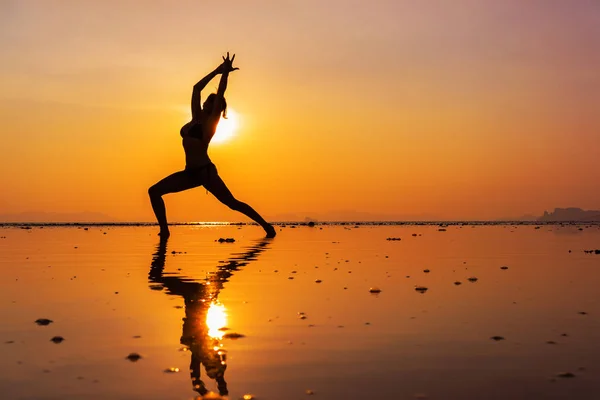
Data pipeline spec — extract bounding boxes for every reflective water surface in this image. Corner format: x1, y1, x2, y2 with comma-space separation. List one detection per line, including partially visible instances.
0, 224, 599, 399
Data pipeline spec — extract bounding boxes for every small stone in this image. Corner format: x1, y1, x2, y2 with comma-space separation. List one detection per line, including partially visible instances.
35, 319, 53, 326
306, 389, 314, 395
243, 395, 255, 400
454, 281, 462, 285
126, 353, 142, 362
369, 287, 382, 293
423, 269, 430, 273
500, 266, 508, 270
164, 367, 180, 373
556, 372, 575, 378
50, 336, 65, 344
490, 336, 505, 341
546, 341, 557, 345
223, 332, 245, 339
315, 279, 322, 283
467, 277, 478, 283
415, 286, 428, 293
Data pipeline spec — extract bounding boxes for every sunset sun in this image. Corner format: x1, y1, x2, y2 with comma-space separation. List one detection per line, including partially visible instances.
212, 109, 239, 144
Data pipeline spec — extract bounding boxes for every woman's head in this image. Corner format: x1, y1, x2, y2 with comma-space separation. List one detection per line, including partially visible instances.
203, 93, 227, 118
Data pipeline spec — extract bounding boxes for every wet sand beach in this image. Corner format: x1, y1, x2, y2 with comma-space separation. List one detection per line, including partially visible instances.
1, 223, 599, 400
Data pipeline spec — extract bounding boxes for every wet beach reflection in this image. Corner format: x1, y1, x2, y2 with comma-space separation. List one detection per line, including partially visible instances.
148, 238, 271, 397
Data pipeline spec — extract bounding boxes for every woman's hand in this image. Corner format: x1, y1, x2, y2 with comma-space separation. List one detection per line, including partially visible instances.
217, 52, 239, 74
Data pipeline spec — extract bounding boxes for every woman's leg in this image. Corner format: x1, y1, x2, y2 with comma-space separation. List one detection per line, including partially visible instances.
148, 171, 199, 237
204, 170, 276, 237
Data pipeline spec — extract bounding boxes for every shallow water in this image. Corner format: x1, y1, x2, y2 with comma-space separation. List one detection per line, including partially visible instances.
1, 224, 599, 400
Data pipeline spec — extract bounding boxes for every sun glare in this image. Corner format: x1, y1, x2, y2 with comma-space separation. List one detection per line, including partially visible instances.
206, 301, 227, 339
212, 109, 239, 144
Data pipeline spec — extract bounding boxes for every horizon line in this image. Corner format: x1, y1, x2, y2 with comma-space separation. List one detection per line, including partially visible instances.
1, 220, 598, 226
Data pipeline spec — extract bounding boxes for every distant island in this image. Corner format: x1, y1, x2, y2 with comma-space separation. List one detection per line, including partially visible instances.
537, 207, 600, 222
1, 208, 599, 223
0, 211, 116, 223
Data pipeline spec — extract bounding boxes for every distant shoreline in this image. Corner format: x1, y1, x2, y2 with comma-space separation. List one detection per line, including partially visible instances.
1, 221, 599, 227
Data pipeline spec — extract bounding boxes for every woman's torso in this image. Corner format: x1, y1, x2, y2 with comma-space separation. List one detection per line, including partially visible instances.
180, 118, 213, 168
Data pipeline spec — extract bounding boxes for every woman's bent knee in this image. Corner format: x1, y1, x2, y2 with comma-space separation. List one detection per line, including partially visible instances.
148, 185, 161, 198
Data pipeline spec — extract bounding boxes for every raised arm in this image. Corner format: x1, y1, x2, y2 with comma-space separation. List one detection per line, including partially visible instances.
210, 53, 238, 118
191, 67, 220, 120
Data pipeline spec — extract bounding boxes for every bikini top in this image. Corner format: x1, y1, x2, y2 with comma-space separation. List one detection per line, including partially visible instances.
181, 121, 204, 140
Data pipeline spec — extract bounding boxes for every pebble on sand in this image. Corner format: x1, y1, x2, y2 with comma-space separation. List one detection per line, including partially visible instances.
126, 353, 142, 362
164, 367, 180, 373
243, 395, 255, 400
415, 286, 428, 293
467, 277, 478, 283
454, 281, 462, 285
500, 266, 509, 270
369, 287, 382, 293
556, 372, 576, 378
50, 336, 65, 344
306, 389, 315, 395
490, 336, 505, 341
223, 332, 246, 339
35, 318, 53, 326
315, 279, 322, 283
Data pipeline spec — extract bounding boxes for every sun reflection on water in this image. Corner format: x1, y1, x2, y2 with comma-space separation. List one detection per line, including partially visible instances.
206, 301, 227, 339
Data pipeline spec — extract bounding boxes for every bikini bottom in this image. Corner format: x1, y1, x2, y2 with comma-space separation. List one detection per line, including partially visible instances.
184, 162, 216, 185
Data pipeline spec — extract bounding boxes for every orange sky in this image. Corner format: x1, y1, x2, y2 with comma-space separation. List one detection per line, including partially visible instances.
1, 0, 599, 221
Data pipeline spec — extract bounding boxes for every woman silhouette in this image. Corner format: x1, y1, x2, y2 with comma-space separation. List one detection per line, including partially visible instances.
148, 53, 276, 238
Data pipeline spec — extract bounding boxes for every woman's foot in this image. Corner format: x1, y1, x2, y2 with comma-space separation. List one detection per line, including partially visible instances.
158, 228, 170, 238
264, 224, 276, 238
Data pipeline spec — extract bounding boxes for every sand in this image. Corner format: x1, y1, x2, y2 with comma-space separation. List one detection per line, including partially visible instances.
0, 223, 599, 400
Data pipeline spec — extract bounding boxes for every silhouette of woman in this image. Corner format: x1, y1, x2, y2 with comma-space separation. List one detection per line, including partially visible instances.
148, 53, 276, 238
149, 237, 271, 397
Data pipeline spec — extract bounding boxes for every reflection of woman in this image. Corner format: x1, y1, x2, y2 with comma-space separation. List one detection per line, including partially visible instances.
148, 237, 270, 397
148, 53, 276, 239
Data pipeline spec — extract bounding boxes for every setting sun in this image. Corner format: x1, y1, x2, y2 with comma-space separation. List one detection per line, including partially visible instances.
212, 109, 239, 144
